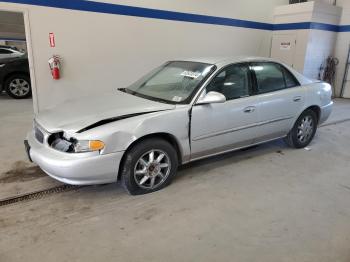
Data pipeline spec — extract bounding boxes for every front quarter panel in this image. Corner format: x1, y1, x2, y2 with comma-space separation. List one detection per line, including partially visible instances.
74, 107, 191, 163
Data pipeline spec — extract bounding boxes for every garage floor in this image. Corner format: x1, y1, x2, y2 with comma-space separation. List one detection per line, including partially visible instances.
1, 95, 350, 262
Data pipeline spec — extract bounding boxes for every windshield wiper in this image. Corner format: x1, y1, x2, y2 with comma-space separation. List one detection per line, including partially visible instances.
118, 87, 174, 104
117, 87, 127, 93
117, 87, 135, 95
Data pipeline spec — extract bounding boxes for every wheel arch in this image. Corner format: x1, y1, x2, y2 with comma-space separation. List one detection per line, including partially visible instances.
3, 71, 30, 86
304, 105, 321, 124
287, 105, 321, 135
117, 132, 183, 180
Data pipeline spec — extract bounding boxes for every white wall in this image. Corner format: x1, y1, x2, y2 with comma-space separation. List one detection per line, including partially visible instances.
303, 30, 338, 79
272, 3, 314, 73
334, 0, 350, 97
272, 2, 341, 81
0, 0, 287, 112
101, 0, 287, 23
304, 2, 341, 80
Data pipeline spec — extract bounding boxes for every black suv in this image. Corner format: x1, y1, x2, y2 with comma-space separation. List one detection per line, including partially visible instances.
0, 54, 31, 99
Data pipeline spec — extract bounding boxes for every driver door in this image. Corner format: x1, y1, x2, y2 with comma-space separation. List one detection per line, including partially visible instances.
190, 63, 260, 160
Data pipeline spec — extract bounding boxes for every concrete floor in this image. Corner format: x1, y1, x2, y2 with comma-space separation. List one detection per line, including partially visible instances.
0, 93, 61, 199
1, 95, 350, 261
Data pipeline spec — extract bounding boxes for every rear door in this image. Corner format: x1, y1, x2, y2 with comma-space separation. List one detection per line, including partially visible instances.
190, 63, 259, 159
250, 62, 305, 142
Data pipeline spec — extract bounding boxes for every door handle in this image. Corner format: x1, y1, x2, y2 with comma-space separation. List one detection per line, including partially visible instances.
243, 106, 256, 113
293, 96, 302, 102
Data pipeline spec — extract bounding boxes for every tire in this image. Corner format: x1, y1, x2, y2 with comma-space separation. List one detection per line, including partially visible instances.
4, 74, 32, 99
284, 109, 318, 148
121, 138, 178, 195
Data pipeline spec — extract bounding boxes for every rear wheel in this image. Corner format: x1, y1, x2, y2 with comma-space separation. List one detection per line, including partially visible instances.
4, 74, 32, 99
121, 138, 178, 195
284, 109, 317, 148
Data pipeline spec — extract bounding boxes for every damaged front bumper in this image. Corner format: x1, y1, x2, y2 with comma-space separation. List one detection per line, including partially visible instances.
25, 130, 123, 185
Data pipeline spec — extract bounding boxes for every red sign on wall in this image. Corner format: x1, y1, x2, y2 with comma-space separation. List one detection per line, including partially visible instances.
49, 33, 55, 47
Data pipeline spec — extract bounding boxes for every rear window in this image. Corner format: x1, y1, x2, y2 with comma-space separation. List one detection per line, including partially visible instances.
281, 66, 299, 88
251, 62, 299, 94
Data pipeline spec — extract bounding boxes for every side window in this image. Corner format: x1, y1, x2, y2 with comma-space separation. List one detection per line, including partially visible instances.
252, 62, 286, 94
207, 64, 251, 100
281, 66, 299, 88
0, 48, 13, 54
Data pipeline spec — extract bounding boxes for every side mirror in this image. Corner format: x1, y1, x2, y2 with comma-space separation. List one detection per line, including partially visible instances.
196, 91, 226, 105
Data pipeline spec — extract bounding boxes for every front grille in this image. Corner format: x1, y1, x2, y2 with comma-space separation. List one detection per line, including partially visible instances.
34, 125, 44, 143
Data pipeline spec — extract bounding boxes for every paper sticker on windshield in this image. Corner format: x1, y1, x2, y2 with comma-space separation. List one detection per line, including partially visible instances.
181, 71, 201, 79
172, 96, 183, 102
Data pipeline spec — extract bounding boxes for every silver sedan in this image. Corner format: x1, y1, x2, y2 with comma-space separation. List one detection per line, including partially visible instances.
25, 57, 333, 195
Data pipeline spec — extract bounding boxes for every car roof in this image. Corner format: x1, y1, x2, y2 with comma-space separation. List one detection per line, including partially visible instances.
177, 56, 280, 66
174, 56, 313, 85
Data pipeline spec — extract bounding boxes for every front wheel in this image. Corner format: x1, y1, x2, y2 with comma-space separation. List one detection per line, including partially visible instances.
4, 74, 32, 99
121, 138, 178, 195
284, 109, 318, 148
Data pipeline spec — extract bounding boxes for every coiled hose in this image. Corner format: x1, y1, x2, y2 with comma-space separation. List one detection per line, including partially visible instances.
319, 56, 339, 96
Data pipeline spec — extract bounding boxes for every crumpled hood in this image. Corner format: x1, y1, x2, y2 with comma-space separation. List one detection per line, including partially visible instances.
36, 90, 175, 133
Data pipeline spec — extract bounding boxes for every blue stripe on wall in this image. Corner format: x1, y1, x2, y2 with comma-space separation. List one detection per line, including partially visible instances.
0, 0, 273, 30
310, 22, 340, 32
0, 0, 349, 32
339, 25, 350, 32
273, 22, 311, 31
273, 22, 341, 32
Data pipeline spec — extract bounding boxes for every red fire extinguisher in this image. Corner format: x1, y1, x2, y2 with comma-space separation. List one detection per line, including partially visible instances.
48, 55, 61, 80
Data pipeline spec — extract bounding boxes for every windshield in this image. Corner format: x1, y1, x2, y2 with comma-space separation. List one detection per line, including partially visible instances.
125, 61, 216, 104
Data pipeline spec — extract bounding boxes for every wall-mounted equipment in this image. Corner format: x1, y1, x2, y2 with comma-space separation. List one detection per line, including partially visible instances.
48, 55, 61, 80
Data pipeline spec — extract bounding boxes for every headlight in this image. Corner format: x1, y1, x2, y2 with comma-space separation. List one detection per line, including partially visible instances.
0, 64, 5, 68
74, 140, 105, 153
49, 132, 105, 153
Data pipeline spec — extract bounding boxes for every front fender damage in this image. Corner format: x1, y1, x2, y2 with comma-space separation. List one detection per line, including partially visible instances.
77, 110, 170, 133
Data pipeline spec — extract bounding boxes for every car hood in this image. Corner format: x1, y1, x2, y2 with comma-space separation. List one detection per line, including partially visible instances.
36, 90, 175, 133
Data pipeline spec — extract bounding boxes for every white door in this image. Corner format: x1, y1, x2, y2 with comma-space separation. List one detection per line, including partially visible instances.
342, 73, 350, 98
190, 63, 259, 160
341, 49, 350, 98
271, 34, 297, 68
250, 62, 305, 142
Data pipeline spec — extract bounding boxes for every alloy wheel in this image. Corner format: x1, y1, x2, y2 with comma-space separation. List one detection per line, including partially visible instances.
297, 115, 314, 143
8, 78, 30, 97
134, 149, 171, 190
